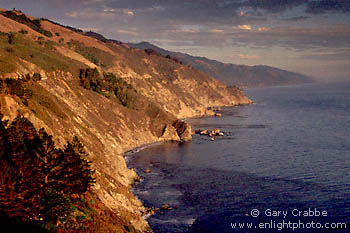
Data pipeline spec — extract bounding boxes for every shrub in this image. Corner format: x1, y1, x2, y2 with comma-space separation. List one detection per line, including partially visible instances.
8, 32, 14, 44
79, 68, 101, 92
0, 78, 33, 101
32, 73, 42, 81
70, 41, 104, 66
6, 47, 14, 53
19, 29, 28, 35
79, 69, 140, 109
144, 48, 160, 56
42, 31, 53, 38
1, 11, 53, 38
3, 78, 25, 97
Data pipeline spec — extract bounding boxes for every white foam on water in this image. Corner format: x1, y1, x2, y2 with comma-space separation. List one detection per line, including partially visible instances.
161, 190, 182, 198
184, 218, 196, 225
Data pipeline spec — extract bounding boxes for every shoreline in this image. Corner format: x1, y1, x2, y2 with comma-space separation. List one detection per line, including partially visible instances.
125, 83, 350, 233
123, 103, 251, 231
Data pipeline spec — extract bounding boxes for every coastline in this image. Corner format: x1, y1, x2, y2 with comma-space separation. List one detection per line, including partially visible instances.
122, 83, 350, 233
123, 103, 252, 231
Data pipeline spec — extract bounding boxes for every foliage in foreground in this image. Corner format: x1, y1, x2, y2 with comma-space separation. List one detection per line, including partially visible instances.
0, 114, 95, 231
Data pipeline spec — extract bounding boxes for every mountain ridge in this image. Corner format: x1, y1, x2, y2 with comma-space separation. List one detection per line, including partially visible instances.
128, 41, 314, 87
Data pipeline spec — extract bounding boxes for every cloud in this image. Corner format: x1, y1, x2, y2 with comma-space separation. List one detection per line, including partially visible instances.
239, 54, 260, 59
298, 50, 350, 61
239, 11, 246, 16
65, 8, 115, 19
2, 0, 350, 79
172, 29, 199, 33
79, 27, 101, 32
242, 0, 306, 13
103, 8, 116, 13
257, 27, 270, 32
116, 29, 138, 36
281, 16, 311, 21
123, 9, 134, 16
227, 25, 350, 50
210, 29, 224, 33
64, 7, 135, 21
237, 25, 252, 30
306, 0, 350, 14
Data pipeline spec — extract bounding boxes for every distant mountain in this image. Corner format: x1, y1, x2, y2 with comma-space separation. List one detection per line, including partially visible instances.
128, 41, 314, 87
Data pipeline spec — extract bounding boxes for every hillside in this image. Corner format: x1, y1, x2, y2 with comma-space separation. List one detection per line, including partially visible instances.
128, 41, 314, 87
0, 9, 251, 232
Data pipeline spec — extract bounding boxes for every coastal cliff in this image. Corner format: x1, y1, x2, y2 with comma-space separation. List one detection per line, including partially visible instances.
0, 9, 251, 232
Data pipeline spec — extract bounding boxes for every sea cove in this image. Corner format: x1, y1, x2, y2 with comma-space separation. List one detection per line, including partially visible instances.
128, 82, 350, 233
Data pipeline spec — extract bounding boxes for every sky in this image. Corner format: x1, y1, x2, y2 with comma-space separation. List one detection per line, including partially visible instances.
1, 0, 350, 81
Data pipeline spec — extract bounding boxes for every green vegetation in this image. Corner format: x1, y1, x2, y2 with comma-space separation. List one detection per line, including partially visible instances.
0, 114, 95, 232
145, 48, 183, 64
5, 47, 14, 53
8, 32, 14, 44
0, 78, 33, 105
0, 77, 67, 120
25, 79, 69, 122
107, 73, 138, 109
79, 68, 139, 109
1, 11, 53, 37
0, 32, 86, 75
19, 29, 28, 35
31, 72, 42, 81
79, 68, 173, 136
68, 40, 115, 68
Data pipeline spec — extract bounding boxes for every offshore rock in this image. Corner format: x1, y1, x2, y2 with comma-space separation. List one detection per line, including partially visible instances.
161, 204, 173, 211
172, 120, 192, 141
200, 129, 209, 135
211, 128, 221, 135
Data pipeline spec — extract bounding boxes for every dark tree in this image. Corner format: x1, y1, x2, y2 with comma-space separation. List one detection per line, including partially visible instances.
0, 114, 95, 227
79, 68, 101, 92
8, 32, 14, 44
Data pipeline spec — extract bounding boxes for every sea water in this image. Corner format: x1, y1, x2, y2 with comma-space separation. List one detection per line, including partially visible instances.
127, 82, 350, 232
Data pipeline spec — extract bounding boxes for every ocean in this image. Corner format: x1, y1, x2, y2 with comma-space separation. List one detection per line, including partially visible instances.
127, 82, 350, 233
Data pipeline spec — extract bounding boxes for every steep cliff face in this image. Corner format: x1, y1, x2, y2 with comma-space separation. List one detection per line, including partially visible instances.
0, 9, 251, 232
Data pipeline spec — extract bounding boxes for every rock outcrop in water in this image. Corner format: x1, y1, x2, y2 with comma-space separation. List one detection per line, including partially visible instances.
173, 120, 192, 142
0, 9, 251, 232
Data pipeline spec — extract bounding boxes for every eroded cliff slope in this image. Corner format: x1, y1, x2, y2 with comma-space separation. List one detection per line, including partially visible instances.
0, 9, 251, 232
